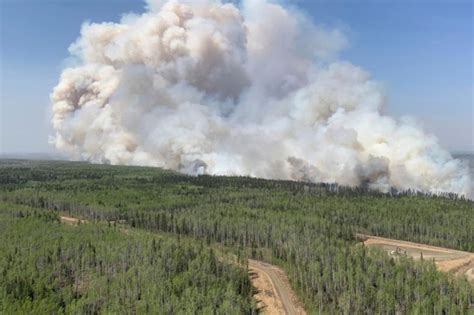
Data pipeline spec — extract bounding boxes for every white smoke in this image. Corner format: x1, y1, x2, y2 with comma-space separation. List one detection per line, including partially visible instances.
50, 0, 471, 197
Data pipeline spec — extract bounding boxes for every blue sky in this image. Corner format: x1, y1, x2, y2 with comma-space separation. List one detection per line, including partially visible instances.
0, 0, 472, 154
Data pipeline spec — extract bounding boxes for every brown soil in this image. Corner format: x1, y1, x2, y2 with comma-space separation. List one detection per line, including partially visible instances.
358, 234, 474, 281
249, 259, 306, 315
60, 215, 86, 225
249, 264, 284, 314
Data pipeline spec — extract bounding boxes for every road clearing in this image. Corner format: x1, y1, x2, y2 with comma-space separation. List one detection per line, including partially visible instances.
357, 234, 474, 282
60, 215, 86, 225
249, 259, 306, 315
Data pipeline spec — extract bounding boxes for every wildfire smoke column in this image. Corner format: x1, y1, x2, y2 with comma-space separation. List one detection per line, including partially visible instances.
50, 0, 471, 197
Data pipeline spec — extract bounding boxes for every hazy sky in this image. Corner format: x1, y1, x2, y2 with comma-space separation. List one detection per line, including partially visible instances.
1, 0, 472, 154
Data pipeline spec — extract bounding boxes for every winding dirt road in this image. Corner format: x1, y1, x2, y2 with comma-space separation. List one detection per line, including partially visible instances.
249, 259, 306, 315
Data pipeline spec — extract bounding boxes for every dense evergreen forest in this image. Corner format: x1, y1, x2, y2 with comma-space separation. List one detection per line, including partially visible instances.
0, 206, 255, 314
1, 159, 473, 314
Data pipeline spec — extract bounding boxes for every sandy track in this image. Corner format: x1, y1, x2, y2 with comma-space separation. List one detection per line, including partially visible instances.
249, 259, 306, 315
357, 234, 474, 281
60, 215, 86, 225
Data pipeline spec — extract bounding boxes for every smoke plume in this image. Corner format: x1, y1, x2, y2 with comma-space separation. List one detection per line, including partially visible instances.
50, 0, 471, 197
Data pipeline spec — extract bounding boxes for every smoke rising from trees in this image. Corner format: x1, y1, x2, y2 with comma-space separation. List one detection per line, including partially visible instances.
50, 0, 471, 196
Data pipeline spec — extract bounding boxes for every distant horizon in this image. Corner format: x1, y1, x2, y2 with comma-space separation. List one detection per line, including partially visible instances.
1, 150, 473, 160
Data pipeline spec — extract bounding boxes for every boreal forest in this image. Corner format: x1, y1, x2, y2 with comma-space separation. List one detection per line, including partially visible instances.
0, 159, 473, 314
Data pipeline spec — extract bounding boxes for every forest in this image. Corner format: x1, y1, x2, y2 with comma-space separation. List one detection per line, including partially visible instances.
0, 159, 473, 314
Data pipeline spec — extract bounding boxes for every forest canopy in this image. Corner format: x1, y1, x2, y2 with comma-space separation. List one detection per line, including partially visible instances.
0, 159, 473, 314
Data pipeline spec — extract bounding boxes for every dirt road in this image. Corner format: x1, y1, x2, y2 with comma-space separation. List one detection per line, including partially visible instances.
60, 215, 86, 225
248, 259, 306, 315
357, 234, 474, 281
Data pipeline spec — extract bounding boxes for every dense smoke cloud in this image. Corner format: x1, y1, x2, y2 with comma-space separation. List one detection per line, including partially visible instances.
50, 0, 471, 196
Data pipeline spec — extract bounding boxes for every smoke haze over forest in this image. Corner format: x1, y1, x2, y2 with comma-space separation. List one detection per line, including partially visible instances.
47, 0, 472, 197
